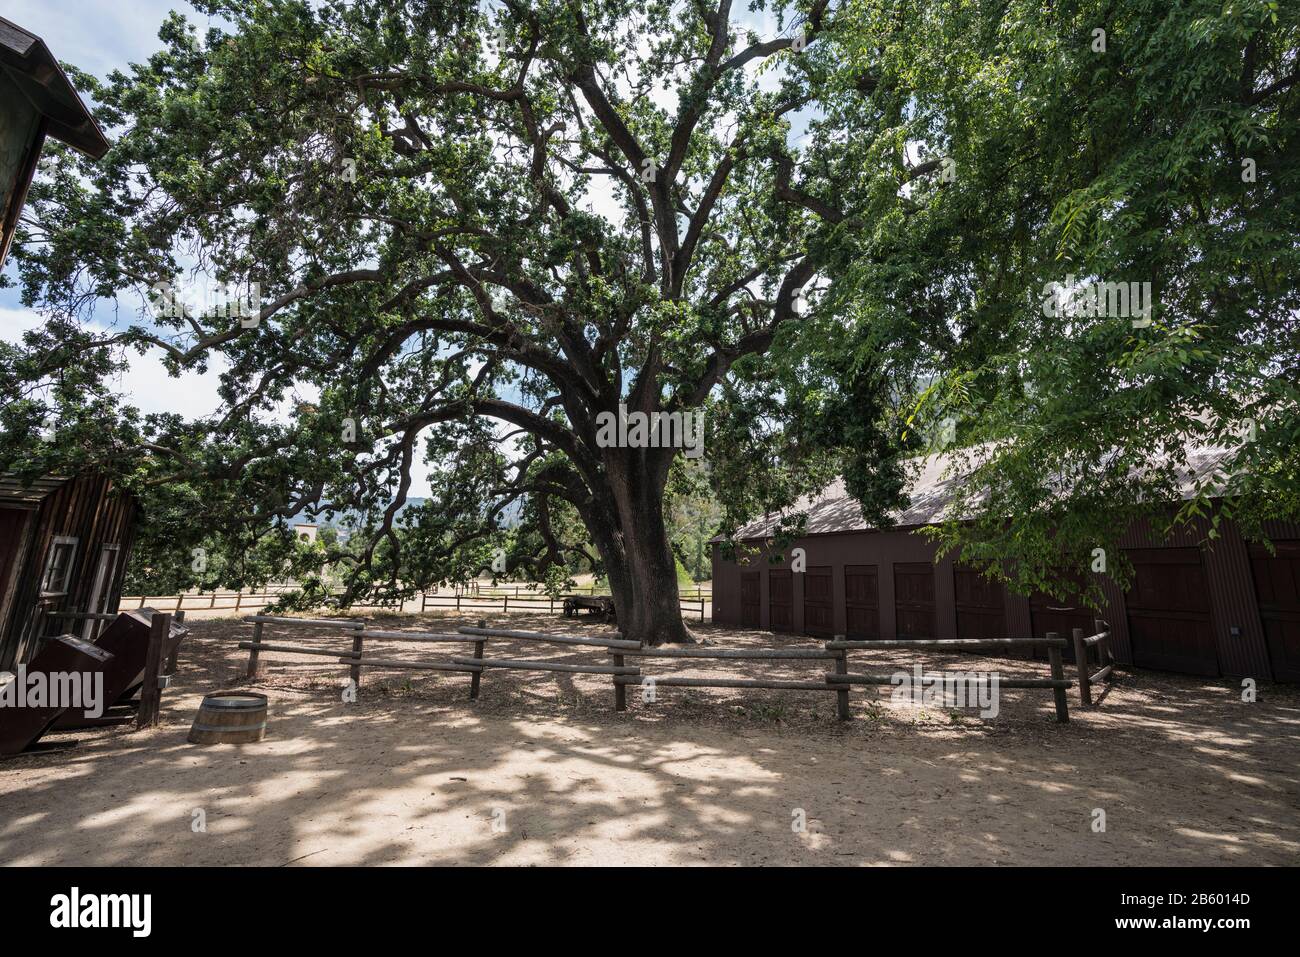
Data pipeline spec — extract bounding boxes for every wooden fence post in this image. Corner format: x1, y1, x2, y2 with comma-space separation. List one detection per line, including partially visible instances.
136, 612, 170, 729
165, 609, 185, 675
613, 653, 627, 712
349, 630, 365, 688
834, 637, 851, 721
469, 618, 486, 700
1046, 633, 1069, 723
247, 620, 263, 678
1095, 618, 1112, 670
1072, 627, 1092, 706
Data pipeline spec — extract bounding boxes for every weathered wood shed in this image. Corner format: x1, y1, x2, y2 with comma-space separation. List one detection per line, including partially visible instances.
712, 448, 1300, 684
0, 474, 139, 670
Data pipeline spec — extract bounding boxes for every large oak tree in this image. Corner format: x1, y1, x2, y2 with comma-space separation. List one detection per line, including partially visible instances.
3, 0, 920, 644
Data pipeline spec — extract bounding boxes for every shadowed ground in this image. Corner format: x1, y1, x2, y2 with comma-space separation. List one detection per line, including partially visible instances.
2, 614, 1297, 865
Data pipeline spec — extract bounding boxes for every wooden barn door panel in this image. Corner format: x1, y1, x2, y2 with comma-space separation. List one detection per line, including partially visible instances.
845, 565, 879, 639
769, 569, 793, 633
1125, 547, 1218, 677
1028, 570, 1098, 663
740, 572, 761, 628
1250, 541, 1300, 683
803, 566, 833, 637
894, 563, 935, 638
954, 565, 1006, 639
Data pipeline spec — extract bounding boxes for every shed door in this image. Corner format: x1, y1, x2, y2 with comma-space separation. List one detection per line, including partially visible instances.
740, 572, 761, 628
954, 565, 1006, 639
769, 569, 793, 632
845, 565, 879, 639
894, 563, 935, 638
803, 566, 833, 637
1125, 547, 1218, 676
1249, 541, 1300, 683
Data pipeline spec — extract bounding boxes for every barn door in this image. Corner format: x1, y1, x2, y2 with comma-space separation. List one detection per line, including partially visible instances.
740, 572, 761, 628
954, 565, 1006, 639
1124, 547, 1218, 676
894, 563, 935, 638
803, 566, 833, 637
1029, 571, 1098, 663
844, 565, 879, 639
769, 569, 793, 632
1249, 541, 1300, 683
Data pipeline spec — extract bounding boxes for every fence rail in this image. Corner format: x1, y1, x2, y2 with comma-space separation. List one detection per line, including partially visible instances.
234, 618, 1107, 724
117, 587, 711, 619
1072, 619, 1116, 707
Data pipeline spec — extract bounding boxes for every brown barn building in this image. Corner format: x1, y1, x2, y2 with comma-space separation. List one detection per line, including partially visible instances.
0, 474, 139, 670
711, 449, 1300, 683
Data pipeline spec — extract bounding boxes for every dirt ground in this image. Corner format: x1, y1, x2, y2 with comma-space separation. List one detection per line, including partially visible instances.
2, 613, 1298, 866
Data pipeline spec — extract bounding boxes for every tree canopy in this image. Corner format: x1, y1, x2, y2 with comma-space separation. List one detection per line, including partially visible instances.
2, 0, 1296, 627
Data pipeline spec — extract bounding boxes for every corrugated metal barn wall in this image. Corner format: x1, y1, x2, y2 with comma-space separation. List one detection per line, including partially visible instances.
712, 513, 1297, 682
1117, 514, 1278, 680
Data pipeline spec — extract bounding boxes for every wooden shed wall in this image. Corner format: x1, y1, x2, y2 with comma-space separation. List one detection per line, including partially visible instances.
0, 474, 138, 669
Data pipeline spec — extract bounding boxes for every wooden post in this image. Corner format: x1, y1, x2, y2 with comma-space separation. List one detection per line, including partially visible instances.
1095, 618, 1112, 669
1046, 633, 1069, 723
136, 612, 170, 729
1073, 626, 1092, 707
165, 609, 185, 675
613, 653, 627, 712
834, 638, 851, 721
247, 620, 264, 678
349, 631, 365, 688
469, 619, 486, 700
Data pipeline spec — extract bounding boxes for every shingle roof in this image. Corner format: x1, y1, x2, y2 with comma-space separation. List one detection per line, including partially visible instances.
729, 442, 1238, 542
0, 473, 69, 505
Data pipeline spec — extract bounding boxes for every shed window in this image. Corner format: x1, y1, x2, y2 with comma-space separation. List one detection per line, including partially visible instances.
40, 536, 78, 596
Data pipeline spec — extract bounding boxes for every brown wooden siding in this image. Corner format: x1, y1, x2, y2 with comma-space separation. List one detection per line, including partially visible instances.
844, 564, 879, 639
0, 473, 137, 669
740, 571, 761, 628
768, 569, 793, 632
954, 565, 1007, 639
894, 563, 936, 638
803, 566, 833, 637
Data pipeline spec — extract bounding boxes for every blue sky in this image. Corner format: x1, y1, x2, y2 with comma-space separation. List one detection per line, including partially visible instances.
1, 2, 236, 422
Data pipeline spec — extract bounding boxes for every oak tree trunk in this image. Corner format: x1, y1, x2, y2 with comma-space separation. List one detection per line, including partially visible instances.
593, 447, 696, 646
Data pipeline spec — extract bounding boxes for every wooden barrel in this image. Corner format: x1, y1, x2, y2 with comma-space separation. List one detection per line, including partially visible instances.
187, 692, 267, 744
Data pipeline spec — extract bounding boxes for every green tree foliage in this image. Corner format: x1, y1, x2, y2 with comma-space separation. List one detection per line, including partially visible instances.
716, 0, 1299, 601
5, 0, 915, 642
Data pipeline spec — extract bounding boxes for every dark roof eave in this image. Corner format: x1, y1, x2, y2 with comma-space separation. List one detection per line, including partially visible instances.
0, 17, 109, 159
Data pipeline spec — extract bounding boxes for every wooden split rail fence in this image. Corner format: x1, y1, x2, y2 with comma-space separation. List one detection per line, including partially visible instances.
1072, 618, 1117, 707
237, 617, 1115, 722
